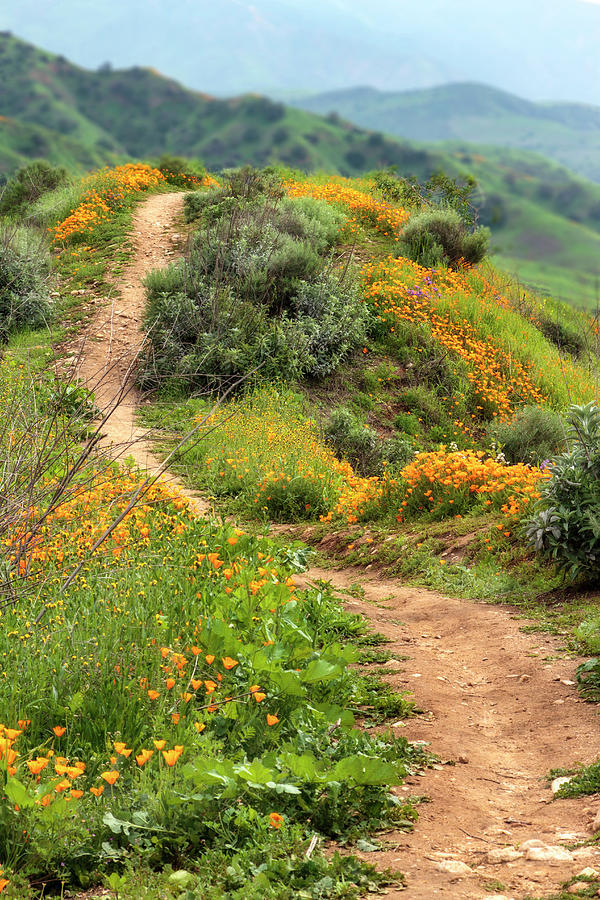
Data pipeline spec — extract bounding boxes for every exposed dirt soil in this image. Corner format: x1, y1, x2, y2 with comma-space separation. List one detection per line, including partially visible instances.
72, 194, 600, 900
301, 567, 600, 900
66, 191, 209, 516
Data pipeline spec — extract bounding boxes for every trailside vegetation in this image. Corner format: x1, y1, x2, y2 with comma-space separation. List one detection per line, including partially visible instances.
0, 161, 419, 899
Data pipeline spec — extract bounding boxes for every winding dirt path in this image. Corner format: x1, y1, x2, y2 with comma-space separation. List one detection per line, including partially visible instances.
72, 190, 209, 516
73, 194, 600, 900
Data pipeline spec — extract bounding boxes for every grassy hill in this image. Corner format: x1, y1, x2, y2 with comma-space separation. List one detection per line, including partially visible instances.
288, 83, 600, 184
2, 33, 600, 308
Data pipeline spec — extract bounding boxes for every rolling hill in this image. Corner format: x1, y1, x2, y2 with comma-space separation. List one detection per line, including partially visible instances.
2, 33, 600, 308
3, 0, 600, 103
288, 83, 600, 184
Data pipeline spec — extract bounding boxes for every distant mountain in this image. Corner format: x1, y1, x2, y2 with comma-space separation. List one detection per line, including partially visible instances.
2, 0, 600, 103
2, 34, 600, 309
288, 83, 600, 184
0, 34, 444, 177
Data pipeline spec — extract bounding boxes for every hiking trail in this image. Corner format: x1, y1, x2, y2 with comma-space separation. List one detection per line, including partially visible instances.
71, 193, 600, 900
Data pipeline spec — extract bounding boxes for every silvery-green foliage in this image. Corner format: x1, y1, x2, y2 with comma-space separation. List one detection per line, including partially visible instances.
525, 402, 600, 581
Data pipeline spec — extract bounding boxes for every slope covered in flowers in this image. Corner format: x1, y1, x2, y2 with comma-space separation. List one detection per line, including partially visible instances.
155, 171, 597, 544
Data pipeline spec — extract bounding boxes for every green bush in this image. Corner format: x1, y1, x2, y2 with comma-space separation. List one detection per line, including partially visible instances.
325, 408, 383, 476
143, 169, 358, 393
325, 407, 413, 476
525, 402, 600, 581
538, 317, 586, 358
0, 160, 67, 218
397, 207, 490, 268
155, 153, 205, 187
0, 225, 51, 342
292, 274, 369, 378
487, 405, 566, 465
141, 267, 308, 393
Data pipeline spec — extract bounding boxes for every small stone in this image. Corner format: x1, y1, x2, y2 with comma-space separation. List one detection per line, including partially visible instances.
521, 839, 548, 850
483, 896, 511, 900
578, 867, 600, 878
592, 810, 600, 832
436, 859, 473, 875
487, 846, 523, 863
457, 755, 469, 764
519, 674, 531, 682
525, 845, 572, 864
551, 776, 572, 793
568, 884, 590, 895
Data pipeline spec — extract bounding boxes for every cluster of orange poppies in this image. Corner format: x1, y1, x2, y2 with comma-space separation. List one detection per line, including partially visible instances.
51, 163, 167, 243
284, 177, 409, 238
398, 447, 550, 521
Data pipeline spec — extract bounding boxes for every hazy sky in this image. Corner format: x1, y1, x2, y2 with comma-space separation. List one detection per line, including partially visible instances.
2, 0, 600, 103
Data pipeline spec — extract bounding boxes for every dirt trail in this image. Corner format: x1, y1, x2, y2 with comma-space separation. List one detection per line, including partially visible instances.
72, 191, 209, 516
300, 567, 600, 899
74, 195, 600, 900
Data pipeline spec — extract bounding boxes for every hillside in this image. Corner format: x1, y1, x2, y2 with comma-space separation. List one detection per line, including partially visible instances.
3, 33, 600, 308
289, 83, 600, 184
2, 152, 600, 898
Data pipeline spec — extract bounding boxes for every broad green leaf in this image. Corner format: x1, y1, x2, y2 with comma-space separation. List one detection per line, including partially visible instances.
5, 776, 35, 809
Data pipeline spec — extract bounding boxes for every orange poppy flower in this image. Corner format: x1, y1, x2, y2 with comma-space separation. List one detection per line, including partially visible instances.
165, 678, 176, 690
269, 812, 284, 829
70, 790, 84, 799
222, 657, 238, 670
266, 715, 280, 726
194, 722, 206, 733
52, 726, 66, 737
27, 757, 49, 776
55, 778, 72, 793
100, 770, 119, 785
162, 747, 183, 767
147, 689, 160, 700
136, 749, 154, 766
90, 785, 105, 797
205, 654, 215, 665
153, 739, 166, 750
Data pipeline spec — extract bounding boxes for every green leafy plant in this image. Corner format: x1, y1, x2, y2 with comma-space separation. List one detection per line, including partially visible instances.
0, 160, 67, 218
0, 224, 51, 342
525, 401, 600, 581
487, 405, 566, 464
397, 207, 490, 268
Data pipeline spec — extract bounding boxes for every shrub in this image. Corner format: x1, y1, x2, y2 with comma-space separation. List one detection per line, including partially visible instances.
538, 317, 586, 358
292, 274, 369, 378
144, 169, 356, 393
325, 408, 383, 476
325, 407, 413, 476
397, 207, 490, 268
0, 160, 67, 218
0, 225, 51, 342
525, 402, 600, 581
156, 153, 206, 187
141, 268, 308, 394
487, 405, 566, 465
